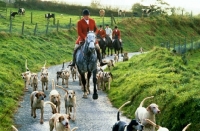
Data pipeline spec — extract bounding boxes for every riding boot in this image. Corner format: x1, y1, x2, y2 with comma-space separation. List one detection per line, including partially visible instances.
96, 48, 107, 66
68, 48, 78, 66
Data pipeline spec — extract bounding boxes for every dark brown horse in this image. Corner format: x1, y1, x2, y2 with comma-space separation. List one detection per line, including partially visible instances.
113, 35, 123, 57
105, 35, 114, 56
97, 34, 106, 58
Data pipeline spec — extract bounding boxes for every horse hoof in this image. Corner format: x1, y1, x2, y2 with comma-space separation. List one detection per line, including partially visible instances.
82, 94, 88, 98
93, 94, 98, 99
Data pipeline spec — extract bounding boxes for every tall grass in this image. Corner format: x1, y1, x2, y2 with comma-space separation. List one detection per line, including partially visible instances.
0, 29, 76, 130
107, 47, 200, 130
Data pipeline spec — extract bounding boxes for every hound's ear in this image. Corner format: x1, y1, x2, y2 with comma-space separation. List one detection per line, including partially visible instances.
67, 115, 71, 120
59, 116, 64, 122
35, 93, 39, 98
43, 93, 46, 98
146, 106, 151, 111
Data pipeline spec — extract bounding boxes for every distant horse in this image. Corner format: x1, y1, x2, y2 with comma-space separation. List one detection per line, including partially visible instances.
75, 31, 98, 99
105, 35, 114, 56
97, 35, 106, 58
113, 35, 123, 56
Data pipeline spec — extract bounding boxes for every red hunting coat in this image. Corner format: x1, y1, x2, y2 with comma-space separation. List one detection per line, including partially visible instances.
97, 29, 106, 38
75, 18, 98, 44
112, 29, 121, 39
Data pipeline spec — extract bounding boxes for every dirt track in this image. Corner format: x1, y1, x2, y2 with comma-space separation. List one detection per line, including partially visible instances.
14, 52, 141, 131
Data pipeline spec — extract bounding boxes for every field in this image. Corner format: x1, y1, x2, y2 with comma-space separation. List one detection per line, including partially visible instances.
1, 5, 200, 130
0, 7, 124, 35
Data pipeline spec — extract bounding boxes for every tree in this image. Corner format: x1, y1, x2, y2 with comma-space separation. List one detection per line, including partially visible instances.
131, 3, 143, 16
90, 0, 100, 8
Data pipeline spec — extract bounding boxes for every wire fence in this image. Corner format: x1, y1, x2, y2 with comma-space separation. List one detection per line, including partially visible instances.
160, 37, 200, 54
0, 10, 122, 35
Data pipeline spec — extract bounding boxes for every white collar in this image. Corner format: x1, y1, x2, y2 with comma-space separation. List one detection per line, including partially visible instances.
84, 19, 89, 24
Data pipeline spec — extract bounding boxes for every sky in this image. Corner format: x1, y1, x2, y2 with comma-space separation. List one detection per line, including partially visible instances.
55, 0, 200, 15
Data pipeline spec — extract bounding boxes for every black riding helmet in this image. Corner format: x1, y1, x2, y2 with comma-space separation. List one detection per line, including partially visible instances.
82, 9, 90, 15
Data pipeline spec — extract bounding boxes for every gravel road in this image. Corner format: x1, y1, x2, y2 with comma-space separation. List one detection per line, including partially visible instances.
14, 52, 141, 131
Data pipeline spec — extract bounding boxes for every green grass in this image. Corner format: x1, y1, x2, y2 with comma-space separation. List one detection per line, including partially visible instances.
0, 6, 200, 130
0, 29, 77, 130
106, 47, 200, 130
1, 7, 123, 35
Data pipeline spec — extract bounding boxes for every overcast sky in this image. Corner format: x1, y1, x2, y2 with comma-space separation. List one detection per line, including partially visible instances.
55, 0, 200, 15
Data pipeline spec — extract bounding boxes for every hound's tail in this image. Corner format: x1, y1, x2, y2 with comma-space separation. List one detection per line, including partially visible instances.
43, 60, 46, 67
25, 59, 29, 71
11, 125, 18, 131
56, 85, 68, 92
139, 96, 154, 107
62, 62, 65, 70
71, 127, 78, 131
52, 79, 55, 90
117, 101, 131, 121
145, 119, 160, 129
44, 101, 57, 113
182, 123, 191, 131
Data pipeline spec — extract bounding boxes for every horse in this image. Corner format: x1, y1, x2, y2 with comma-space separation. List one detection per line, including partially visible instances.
75, 31, 98, 99
97, 34, 106, 58
113, 35, 123, 56
105, 35, 114, 56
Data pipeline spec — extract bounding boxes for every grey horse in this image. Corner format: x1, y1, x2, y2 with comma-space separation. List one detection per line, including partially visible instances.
75, 31, 98, 99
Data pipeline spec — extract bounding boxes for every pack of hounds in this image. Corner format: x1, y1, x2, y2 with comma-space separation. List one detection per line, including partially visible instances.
13, 57, 191, 131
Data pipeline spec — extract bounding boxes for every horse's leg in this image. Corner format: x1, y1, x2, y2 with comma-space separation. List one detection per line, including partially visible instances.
92, 69, 98, 99
121, 46, 123, 56
80, 73, 87, 98
107, 47, 109, 56
87, 72, 91, 94
103, 47, 106, 58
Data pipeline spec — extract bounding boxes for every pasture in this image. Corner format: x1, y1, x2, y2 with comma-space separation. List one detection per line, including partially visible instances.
0, 7, 124, 35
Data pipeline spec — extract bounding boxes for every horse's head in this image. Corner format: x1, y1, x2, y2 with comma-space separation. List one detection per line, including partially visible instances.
85, 31, 96, 53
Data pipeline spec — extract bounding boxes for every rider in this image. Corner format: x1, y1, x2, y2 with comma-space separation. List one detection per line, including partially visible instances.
68, 9, 105, 67
112, 26, 122, 43
97, 25, 106, 41
105, 24, 112, 40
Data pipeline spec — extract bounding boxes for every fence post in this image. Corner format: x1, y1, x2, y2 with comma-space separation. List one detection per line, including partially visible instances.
31, 12, 33, 24
111, 14, 113, 26
184, 37, 187, 52
57, 20, 59, 32
168, 41, 170, 50
69, 18, 71, 28
112, 15, 116, 24
9, 18, 12, 33
102, 16, 104, 28
9, 9, 11, 20
178, 39, 180, 53
22, 21, 24, 35
46, 21, 49, 35
34, 23, 37, 35
53, 18, 55, 25
191, 37, 193, 50
173, 41, 176, 49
